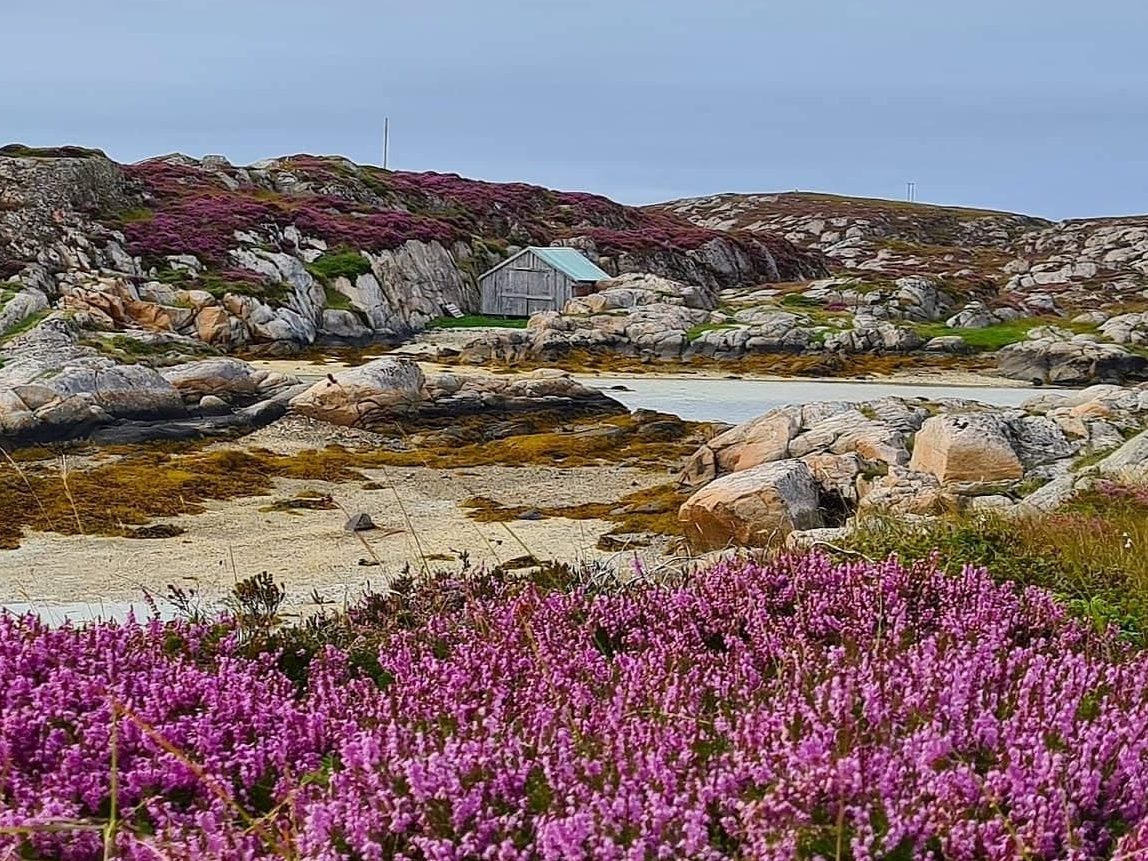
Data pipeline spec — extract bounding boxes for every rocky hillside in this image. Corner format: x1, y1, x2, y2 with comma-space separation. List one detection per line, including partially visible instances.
654, 192, 1048, 289
0, 145, 823, 356
655, 191, 1148, 309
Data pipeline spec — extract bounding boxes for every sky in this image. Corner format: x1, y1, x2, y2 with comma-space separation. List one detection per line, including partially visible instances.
2, 0, 1146, 220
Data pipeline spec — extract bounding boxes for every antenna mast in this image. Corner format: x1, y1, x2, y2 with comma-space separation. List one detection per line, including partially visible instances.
383, 117, 390, 170
906, 181, 916, 203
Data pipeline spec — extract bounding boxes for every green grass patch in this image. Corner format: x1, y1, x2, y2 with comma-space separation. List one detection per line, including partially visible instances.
116, 207, 154, 224
427, 315, 529, 329
323, 286, 355, 312
0, 143, 106, 159
1072, 446, 1119, 473
780, 293, 823, 309
913, 318, 1040, 351
913, 316, 1102, 352
157, 269, 292, 305
107, 335, 177, 357
0, 309, 49, 344
685, 322, 738, 343
306, 249, 373, 282
199, 273, 292, 304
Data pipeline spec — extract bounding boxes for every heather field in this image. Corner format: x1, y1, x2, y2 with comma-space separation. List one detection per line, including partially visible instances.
3, 553, 1148, 860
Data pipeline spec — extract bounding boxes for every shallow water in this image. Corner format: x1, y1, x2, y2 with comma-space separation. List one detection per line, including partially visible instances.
578, 376, 1042, 424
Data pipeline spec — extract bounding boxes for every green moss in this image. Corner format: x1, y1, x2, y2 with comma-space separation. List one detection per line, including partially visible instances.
426, 315, 529, 329
306, 249, 373, 282
779, 293, 822, 309
913, 318, 1044, 351
154, 266, 291, 304
0, 309, 49, 343
0, 143, 106, 159
685, 322, 738, 343
323, 286, 355, 312
199, 272, 292, 304
116, 207, 154, 225
84, 335, 215, 363
1072, 446, 1119, 473
155, 269, 190, 286
111, 335, 180, 356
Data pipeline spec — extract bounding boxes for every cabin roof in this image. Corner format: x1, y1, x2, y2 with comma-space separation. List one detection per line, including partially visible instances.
480, 246, 610, 282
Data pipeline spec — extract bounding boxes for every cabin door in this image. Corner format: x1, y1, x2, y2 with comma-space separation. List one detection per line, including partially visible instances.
507, 267, 555, 316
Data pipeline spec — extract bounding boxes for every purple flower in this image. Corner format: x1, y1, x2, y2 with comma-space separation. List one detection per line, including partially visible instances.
2, 554, 1146, 858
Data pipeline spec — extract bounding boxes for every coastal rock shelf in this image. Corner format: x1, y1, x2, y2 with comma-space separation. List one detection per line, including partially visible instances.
676, 382, 1148, 548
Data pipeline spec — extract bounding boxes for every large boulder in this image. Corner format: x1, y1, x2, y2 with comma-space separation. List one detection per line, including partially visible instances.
678, 460, 823, 550
680, 406, 802, 486
289, 357, 427, 426
1093, 429, 1148, 483
909, 413, 1024, 483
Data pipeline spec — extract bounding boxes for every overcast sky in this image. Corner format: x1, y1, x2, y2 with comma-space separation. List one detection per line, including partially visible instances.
3, 1, 1145, 219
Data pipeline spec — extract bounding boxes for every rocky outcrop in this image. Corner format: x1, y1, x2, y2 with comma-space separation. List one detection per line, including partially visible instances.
682, 398, 923, 490
653, 191, 1048, 291
656, 192, 1148, 311
678, 460, 823, 549
288, 358, 625, 431
0, 147, 821, 357
0, 314, 303, 446
289, 359, 427, 426
996, 335, 1148, 385
0, 316, 184, 444
161, 357, 298, 405
677, 384, 1148, 531
459, 275, 935, 366
0, 148, 133, 269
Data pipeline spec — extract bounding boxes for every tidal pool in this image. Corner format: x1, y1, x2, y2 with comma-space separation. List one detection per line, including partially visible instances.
579, 375, 1043, 424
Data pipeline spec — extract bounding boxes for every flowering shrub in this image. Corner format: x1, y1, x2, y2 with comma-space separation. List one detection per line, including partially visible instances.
121, 161, 459, 264
2, 554, 1148, 859
115, 157, 823, 283
1089, 479, 1148, 509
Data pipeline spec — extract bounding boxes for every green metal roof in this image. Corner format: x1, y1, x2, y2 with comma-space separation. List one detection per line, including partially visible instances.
527, 247, 610, 282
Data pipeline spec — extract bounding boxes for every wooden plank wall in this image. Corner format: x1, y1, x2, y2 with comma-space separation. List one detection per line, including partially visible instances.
479, 251, 576, 317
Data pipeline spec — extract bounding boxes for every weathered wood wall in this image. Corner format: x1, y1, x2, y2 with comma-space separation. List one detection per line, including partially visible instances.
479, 250, 577, 316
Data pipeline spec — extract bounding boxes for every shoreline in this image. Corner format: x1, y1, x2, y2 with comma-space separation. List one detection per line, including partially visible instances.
251, 351, 1037, 392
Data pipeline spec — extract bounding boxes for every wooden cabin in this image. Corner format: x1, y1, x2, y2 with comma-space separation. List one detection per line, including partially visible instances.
478, 247, 610, 317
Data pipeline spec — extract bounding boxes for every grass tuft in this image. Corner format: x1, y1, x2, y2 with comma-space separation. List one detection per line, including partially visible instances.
427, 314, 528, 329
306, 249, 373, 282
